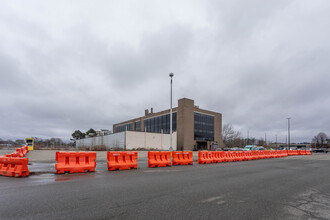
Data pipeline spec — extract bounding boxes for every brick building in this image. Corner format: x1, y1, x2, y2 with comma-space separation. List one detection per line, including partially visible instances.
113, 98, 223, 150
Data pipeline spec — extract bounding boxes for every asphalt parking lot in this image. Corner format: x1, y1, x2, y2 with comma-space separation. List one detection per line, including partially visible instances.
1, 153, 330, 220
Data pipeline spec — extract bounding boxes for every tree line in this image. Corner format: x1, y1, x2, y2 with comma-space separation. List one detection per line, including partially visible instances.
222, 124, 329, 148
0, 137, 74, 149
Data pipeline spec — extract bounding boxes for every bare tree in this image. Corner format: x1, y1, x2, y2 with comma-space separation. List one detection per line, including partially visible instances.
312, 132, 328, 147
223, 124, 242, 148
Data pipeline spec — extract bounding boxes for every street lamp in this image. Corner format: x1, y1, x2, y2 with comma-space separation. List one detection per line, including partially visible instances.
169, 73, 174, 151
287, 117, 291, 150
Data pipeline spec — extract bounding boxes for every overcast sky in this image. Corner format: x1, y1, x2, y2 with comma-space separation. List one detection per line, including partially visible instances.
1, 0, 330, 143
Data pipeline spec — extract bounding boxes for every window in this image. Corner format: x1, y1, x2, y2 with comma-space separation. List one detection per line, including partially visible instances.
144, 112, 177, 134
194, 112, 214, 141
135, 121, 141, 131
115, 122, 133, 133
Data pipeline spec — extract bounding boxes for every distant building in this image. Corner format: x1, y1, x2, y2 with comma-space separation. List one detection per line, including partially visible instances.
113, 98, 224, 150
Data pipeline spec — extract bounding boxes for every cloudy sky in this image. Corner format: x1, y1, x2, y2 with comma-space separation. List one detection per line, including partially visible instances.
1, 0, 330, 143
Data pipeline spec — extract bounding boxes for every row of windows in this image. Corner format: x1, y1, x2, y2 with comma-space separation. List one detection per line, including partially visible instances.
144, 113, 177, 134
194, 112, 214, 141
115, 123, 133, 133
115, 112, 215, 140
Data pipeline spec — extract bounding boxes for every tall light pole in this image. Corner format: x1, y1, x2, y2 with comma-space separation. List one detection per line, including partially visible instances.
275, 134, 277, 148
169, 73, 174, 151
287, 117, 291, 150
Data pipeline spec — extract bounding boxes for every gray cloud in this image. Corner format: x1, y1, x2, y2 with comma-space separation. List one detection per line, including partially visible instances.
0, 0, 330, 143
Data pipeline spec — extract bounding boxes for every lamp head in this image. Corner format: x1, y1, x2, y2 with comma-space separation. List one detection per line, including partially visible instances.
169, 72, 174, 78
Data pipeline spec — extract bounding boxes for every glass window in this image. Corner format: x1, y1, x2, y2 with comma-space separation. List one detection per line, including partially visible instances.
115, 122, 133, 133
143, 112, 177, 134
135, 121, 141, 131
194, 112, 214, 141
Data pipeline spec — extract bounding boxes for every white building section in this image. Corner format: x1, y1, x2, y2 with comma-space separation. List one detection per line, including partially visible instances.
75, 131, 177, 150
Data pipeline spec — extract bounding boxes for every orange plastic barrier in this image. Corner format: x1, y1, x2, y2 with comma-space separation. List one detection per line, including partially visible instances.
287, 150, 298, 156
235, 151, 246, 161
107, 151, 138, 171
280, 150, 288, 157
298, 150, 306, 155
251, 151, 260, 160
198, 151, 213, 164
172, 151, 193, 165
224, 151, 235, 162
212, 151, 223, 163
148, 151, 171, 168
273, 151, 280, 158
306, 150, 312, 155
55, 151, 96, 174
0, 156, 30, 177
16, 148, 23, 157
244, 151, 253, 160
264, 151, 271, 159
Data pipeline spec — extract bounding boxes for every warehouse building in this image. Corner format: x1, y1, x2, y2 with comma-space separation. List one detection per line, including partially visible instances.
113, 98, 223, 150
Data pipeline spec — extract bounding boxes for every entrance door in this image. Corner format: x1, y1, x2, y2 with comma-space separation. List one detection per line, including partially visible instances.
196, 141, 207, 150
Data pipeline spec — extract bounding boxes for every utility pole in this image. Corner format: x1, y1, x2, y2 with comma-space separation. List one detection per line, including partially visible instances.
287, 117, 291, 150
169, 73, 174, 151
275, 135, 277, 148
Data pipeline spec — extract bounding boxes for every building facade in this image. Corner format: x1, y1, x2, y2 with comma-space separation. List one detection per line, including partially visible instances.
113, 98, 224, 150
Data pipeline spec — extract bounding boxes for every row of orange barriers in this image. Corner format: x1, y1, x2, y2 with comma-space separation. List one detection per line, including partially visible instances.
287, 150, 311, 156
198, 150, 311, 164
148, 151, 193, 167
0, 146, 30, 177
55, 151, 139, 173
54, 150, 312, 174
4, 146, 29, 158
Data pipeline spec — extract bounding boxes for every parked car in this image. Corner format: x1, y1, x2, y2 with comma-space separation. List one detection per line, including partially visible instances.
229, 147, 243, 151
311, 148, 329, 153
243, 145, 265, 151
243, 145, 257, 151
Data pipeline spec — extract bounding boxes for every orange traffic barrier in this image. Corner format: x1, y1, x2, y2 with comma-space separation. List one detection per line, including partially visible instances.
245, 151, 253, 160
235, 151, 245, 161
306, 150, 312, 155
264, 151, 271, 159
0, 156, 30, 177
172, 151, 193, 165
272, 150, 278, 158
251, 151, 260, 160
198, 151, 213, 164
281, 150, 288, 157
148, 151, 171, 168
259, 151, 266, 159
16, 148, 26, 157
231, 151, 238, 161
224, 151, 235, 162
219, 151, 227, 162
212, 151, 223, 163
55, 151, 96, 174
287, 150, 299, 156
107, 151, 138, 171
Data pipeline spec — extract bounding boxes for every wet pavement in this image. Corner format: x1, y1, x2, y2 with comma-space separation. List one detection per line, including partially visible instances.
1, 154, 330, 220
